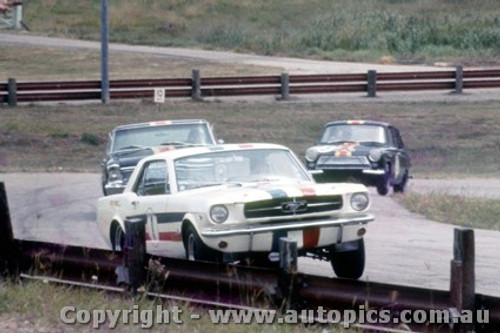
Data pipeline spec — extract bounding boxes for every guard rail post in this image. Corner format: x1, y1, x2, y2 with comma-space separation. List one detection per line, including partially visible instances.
367, 70, 377, 97
191, 69, 202, 101
278, 238, 299, 310
280, 72, 290, 100
7, 78, 17, 106
124, 216, 147, 295
449, 227, 475, 332
12, 1, 22, 29
0, 182, 19, 279
455, 65, 463, 94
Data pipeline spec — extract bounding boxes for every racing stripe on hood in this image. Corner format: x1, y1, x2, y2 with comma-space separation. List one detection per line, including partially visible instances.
334, 142, 359, 157
267, 189, 288, 199
300, 187, 316, 197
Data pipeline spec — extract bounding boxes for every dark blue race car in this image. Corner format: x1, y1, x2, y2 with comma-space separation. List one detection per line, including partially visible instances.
305, 120, 411, 195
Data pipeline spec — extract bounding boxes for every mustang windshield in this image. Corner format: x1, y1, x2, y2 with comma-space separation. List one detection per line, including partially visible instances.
321, 125, 387, 144
112, 123, 213, 152
175, 149, 310, 191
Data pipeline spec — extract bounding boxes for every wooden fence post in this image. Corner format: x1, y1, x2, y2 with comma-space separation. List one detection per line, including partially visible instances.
191, 69, 202, 101
278, 238, 298, 310
455, 65, 464, 94
0, 182, 19, 279
280, 72, 290, 100
367, 70, 377, 97
450, 228, 475, 332
7, 78, 17, 106
124, 216, 147, 294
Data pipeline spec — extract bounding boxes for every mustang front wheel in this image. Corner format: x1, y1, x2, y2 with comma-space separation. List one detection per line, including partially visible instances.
183, 224, 221, 262
330, 239, 365, 279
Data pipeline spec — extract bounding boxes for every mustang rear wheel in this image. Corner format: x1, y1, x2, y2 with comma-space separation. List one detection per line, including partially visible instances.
330, 239, 365, 279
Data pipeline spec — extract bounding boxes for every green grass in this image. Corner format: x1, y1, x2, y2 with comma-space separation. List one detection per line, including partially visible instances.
18, 0, 500, 65
0, 44, 276, 81
395, 192, 500, 231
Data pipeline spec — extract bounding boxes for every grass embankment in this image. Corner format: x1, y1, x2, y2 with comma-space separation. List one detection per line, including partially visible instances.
20, 0, 500, 65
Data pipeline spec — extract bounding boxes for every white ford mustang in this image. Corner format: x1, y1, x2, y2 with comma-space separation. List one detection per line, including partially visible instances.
97, 143, 374, 279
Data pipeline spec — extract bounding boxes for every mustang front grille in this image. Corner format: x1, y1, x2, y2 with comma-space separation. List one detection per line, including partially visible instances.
244, 195, 343, 218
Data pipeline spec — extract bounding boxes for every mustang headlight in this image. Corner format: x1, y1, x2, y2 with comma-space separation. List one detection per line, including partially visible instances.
305, 148, 320, 162
351, 193, 369, 211
210, 205, 229, 224
368, 149, 382, 162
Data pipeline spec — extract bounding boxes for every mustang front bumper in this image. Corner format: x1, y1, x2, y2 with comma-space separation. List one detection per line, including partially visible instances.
200, 214, 374, 253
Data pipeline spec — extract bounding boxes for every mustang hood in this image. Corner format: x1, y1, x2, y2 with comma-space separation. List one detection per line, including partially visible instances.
178, 181, 366, 205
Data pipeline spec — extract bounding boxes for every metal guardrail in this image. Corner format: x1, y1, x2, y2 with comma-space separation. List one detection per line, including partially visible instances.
2, 67, 500, 105
0, 182, 499, 332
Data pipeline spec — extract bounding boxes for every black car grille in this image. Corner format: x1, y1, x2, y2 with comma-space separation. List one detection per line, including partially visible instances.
244, 195, 343, 218
317, 155, 370, 168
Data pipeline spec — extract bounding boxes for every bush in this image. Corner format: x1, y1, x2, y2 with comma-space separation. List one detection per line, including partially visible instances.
80, 133, 101, 146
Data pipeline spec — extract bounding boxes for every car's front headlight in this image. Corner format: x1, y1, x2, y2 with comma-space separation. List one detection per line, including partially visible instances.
350, 192, 370, 211
368, 149, 382, 162
305, 147, 319, 162
107, 165, 123, 183
210, 205, 229, 223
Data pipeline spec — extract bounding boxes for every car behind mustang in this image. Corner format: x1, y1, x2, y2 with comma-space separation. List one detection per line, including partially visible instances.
97, 143, 374, 279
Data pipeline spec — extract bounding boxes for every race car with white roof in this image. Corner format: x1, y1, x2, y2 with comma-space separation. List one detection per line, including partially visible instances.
97, 143, 374, 279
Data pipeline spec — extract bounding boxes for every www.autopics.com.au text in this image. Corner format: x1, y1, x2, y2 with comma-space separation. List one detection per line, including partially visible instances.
60, 305, 489, 329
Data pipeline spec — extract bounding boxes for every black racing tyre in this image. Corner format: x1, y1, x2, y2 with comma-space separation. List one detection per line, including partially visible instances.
330, 239, 365, 279
183, 224, 221, 262
393, 171, 409, 193
376, 163, 391, 196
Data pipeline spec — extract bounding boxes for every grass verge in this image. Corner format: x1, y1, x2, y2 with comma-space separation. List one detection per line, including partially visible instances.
395, 192, 500, 231
18, 0, 500, 65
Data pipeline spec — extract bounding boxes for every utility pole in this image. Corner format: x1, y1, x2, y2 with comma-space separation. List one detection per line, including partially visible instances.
101, 0, 110, 104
